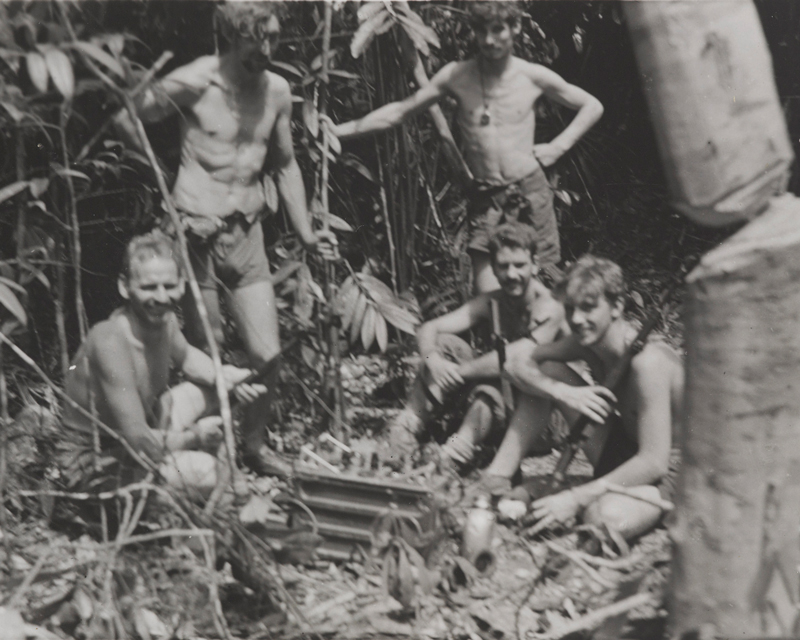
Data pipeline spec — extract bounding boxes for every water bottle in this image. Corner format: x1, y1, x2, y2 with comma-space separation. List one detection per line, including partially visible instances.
462, 495, 497, 574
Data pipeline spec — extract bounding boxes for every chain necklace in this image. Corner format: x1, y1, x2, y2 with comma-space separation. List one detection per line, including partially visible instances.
478, 59, 491, 126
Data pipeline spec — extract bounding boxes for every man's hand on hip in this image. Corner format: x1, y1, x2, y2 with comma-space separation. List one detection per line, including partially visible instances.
533, 142, 565, 168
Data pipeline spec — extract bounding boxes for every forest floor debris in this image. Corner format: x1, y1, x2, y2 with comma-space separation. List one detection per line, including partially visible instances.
1, 393, 671, 640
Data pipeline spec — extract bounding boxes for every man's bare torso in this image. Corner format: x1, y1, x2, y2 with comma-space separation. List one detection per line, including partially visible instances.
585, 339, 684, 444
170, 56, 285, 217
446, 57, 543, 185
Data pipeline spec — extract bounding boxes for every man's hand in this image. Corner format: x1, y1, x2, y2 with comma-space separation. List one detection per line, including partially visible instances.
306, 229, 340, 261
533, 142, 566, 168
222, 365, 268, 405
556, 384, 616, 424
529, 489, 581, 534
193, 416, 224, 451
424, 353, 464, 397
319, 114, 345, 141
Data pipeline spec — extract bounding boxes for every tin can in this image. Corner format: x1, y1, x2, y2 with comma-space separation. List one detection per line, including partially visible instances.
462, 495, 497, 573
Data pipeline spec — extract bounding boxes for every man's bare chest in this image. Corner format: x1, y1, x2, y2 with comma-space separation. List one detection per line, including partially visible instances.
190, 85, 276, 144
452, 73, 541, 124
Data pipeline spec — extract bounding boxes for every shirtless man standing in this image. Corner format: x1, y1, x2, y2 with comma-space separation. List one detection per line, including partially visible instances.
115, 3, 337, 476
502, 256, 683, 540
387, 222, 568, 489
327, 1, 603, 292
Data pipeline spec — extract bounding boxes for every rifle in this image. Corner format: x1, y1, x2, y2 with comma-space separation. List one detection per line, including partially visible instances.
491, 297, 515, 415
228, 336, 300, 406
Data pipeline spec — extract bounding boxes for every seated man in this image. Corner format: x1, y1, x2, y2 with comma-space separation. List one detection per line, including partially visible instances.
502, 255, 683, 540
57, 231, 266, 497
387, 222, 568, 486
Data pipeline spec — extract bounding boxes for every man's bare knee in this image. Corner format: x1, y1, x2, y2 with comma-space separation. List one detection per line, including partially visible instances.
584, 488, 663, 540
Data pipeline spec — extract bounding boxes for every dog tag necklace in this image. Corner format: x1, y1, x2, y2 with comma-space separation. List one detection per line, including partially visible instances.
478, 60, 491, 126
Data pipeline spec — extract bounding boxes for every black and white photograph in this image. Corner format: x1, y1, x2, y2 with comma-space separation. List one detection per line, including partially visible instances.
0, 1, 799, 638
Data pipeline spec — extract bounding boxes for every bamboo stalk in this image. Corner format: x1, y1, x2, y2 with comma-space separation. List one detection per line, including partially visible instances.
54, 240, 70, 379
60, 104, 88, 342
319, 2, 345, 441
0, 346, 8, 548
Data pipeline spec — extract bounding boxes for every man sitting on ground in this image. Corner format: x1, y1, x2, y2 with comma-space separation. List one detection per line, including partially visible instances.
387, 222, 568, 488
57, 231, 266, 496
502, 255, 683, 540
327, 1, 602, 292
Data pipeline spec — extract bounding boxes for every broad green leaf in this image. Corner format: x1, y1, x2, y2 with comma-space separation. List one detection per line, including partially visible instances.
332, 275, 356, 315
0, 101, 24, 123
375, 299, 418, 335
350, 292, 368, 344
270, 260, 303, 286
269, 60, 303, 80
26, 51, 49, 93
52, 166, 90, 182
340, 154, 376, 182
328, 69, 360, 81
0, 181, 29, 206
44, 48, 74, 100
398, 15, 440, 57
351, 8, 394, 59
324, 213, 353, 232
358, 273, 395, 307
0, 281, 26, 326
338, 281, 361, 331
0, 277, 25, 295
28, 178, 49, 198
262, 174, 279, 213
69, 41, 125, 79
374, 312, 388, 352
302, 99, 319, 138
361, 304, 376, 351
324, 126, 342, 155
308, 277, 326, 303
357, 2, 385, 22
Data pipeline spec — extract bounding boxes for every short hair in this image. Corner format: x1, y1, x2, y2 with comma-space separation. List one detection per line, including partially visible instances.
487, 222, 538, 261
468, 2, 523, 28
121, 230, 181, 280
555, 255, 624, 307
214, 2, 284, 44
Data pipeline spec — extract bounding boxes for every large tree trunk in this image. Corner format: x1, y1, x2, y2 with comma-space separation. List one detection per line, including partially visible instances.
625, 1, 793, 226
672, 194, 800, 637
624, 2, 800, 637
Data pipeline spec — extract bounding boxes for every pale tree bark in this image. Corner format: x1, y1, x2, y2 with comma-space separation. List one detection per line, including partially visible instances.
625, 1, 793, 227
624, 2, 800, 637
673, 194, 800, 637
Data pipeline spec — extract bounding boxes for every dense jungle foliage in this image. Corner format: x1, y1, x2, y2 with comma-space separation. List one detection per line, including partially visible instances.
0, 0, 798, 421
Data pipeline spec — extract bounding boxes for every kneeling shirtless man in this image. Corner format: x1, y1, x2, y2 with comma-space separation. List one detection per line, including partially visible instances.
504, 255, 683, 540
387, 222, 568, 488
58, 231, 266, 496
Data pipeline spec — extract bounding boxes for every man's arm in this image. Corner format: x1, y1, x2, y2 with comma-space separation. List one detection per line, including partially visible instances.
332, 62, 455, 141
269, 77, 337, 257
112, 56, 214, 151
416, 295, 489, 392
456, 297, 566, 381
529, 65, 604, 167
570, 348, 674, 507
89, 331, 192, 464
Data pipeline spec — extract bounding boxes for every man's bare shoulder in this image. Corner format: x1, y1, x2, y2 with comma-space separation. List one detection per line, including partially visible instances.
165, 55, 220, 89
85, 317, 132, 372
631, 340, 683, 384
517, 58, 565, 83
433, 60, 471, 88
265, 71, 291, 97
